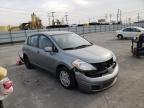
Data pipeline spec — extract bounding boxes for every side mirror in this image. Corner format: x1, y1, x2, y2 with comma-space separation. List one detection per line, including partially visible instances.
44, 47, 53, 52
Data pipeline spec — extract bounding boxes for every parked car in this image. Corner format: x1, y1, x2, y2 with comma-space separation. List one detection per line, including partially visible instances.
69, 24, 78, 27
116, 27, 144, 39
22, 31, 119, 92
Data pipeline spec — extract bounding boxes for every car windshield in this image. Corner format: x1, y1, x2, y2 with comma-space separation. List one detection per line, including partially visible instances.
52, 33, 92, 50
141, 29, 144, 31
138, 27, 144, 31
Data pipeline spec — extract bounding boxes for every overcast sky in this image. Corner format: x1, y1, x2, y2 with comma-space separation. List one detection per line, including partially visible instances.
0, 0, 144, 26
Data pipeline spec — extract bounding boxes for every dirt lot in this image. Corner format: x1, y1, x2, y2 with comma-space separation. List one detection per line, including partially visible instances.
0, 32, 144, 108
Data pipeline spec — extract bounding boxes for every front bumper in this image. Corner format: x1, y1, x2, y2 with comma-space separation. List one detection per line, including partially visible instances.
75, 64, 119, 93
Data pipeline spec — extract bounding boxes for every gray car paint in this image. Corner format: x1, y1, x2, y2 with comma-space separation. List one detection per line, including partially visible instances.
23, 31, 119, 92
65, 45, 113, 63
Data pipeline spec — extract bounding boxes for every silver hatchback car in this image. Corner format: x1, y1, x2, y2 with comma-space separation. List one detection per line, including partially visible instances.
23, 31, 119, 93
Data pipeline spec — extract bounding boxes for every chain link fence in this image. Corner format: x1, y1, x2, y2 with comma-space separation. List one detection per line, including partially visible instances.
0, 23, 144, 44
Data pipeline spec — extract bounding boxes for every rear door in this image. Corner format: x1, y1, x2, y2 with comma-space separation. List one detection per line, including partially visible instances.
26, 35, 39, 65
131, 28, 141, 38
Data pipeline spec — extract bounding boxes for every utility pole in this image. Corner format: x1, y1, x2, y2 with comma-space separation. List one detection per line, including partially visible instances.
117, 9, 119, 23
120, 10, 122, 23
126, 16, 127, 24
48, 13, 51, 26
65, 12, 68, 25
61, 17, 64, 25
51, 12, 55, 21
109, 14, 112, 22
88, 18, 91, 23
105, 14, 108, 22
51, 12, 55, 26
137, 13, 140, 22
117, 9, 122, 24
128, 18, 131, 24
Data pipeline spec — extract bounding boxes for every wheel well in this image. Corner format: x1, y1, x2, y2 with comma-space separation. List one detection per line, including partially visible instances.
56, 64, 69, 77
23, 53, 28, 60
117, 34, 123, 37
56, 64, 67, 72
23, 53, 27, 57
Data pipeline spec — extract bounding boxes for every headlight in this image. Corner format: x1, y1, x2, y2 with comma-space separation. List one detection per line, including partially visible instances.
72, 59, 97, 71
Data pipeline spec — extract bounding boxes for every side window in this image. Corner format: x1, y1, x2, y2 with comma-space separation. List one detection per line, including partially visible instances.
123, 28, 131, 32
131, 28, 141, 32
131, 28, 136, 32
39, 35, 53, 49
135, 28, 141, 32
30, 35, 38, 47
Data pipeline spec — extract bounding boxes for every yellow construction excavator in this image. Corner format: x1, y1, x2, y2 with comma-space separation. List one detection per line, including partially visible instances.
20, 13, 43, 30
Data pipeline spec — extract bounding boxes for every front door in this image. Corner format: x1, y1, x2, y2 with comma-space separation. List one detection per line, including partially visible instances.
37, 35, 58, 73
131, 28, 141, 38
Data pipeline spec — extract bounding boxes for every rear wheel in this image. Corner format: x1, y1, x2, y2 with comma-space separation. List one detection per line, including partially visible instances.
57, 67, 76, 89
117, 34, 123, 40
24, 55, 33, 69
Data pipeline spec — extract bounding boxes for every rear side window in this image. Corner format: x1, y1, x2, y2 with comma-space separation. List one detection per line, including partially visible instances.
130, 28, 141, 32
135, 28, 141, 32
38, 35, 53, 49
27, 35, 39, 47
131, 28, 135, 32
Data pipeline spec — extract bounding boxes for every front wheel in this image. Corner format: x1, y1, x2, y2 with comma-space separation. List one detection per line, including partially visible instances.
58, 67, 76, 89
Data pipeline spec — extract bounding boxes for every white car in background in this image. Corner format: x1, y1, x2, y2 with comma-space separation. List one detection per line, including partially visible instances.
69, 24, 78, 28
116, 27, 144, 39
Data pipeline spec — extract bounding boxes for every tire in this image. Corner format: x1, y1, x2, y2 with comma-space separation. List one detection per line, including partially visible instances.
57, 67, 76, 89
117, 34, 123, 40
24, 55, 33, 69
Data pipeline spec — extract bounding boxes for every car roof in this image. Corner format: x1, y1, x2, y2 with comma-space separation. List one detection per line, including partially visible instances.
124, 26, 144, 30
133, 27, 144, 30
29, 31, 73, 37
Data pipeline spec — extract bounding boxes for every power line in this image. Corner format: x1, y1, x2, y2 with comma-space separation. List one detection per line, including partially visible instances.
0, 6, 144, 25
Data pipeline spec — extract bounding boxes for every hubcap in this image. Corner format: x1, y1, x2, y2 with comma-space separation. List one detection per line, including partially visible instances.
60, 70, 70, 87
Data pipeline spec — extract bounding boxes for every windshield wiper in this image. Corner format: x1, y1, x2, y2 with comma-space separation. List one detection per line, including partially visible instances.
75, 44, 92, 49
63, 44, 92, 50
63, 47, 75, 50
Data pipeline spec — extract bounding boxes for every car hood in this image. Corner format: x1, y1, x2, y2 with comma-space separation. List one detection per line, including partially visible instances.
116, 30, 122, 33
65, 45, 113, 63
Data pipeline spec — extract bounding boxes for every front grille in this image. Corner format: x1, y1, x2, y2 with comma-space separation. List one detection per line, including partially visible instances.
85, 58, 116, 78
91, 78, 114, 90
91, 58, 114, 72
